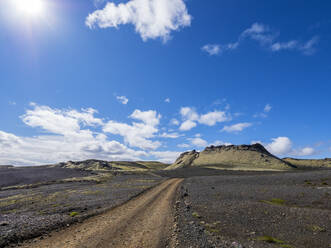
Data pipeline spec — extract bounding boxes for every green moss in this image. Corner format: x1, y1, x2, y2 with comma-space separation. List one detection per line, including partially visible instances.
69, 211, 79, 217
261, 198, 285, 205
0, 199, 17, 207
310, 225, 326, 233
279, 245, 295, 248
208, 228, 220, 234
257, 235, 284, 244
192, 212, 201, 218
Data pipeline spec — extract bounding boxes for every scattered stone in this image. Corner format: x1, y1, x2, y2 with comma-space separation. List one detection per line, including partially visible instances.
0, 221, 9, 226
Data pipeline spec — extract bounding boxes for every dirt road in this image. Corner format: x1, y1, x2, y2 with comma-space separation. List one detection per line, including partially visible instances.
19, 178, 183, 248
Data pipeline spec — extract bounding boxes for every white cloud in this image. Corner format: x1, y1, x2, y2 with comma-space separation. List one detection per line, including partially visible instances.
149, 151, 181, 163
180, 107, 199, 121
222, 122, 252, 133
201, 44, 221, 55
300, 36, 319, 55
205, 23, 319, 56
116, 96, 129, 105
264, 104, 272, 113
227, 42, 239, 50
160, 132, 181, 138
254, 104, 272, 118
202, 42, 239, 56
130, 109, 161, 126
103, 110, 161, 150
291, 147, 315, 156
265, 137, 292, 156
93, 0, 106, 8
0, 104, 148, 166
271, 37, 319, 55
165, 98, 170, 103
178, 107, 198, 131
251, 140, 263, 145
21, 103, 103, 135
199, 111, 228, 126
179, 107, 230, 131
179, 120, 197, 131
86, 0, 192, 42
189, 137, 208, 147
242, 23, 277, 45
243, 23, 319, 55
255, 137, 317, 157
271, 40, 298, 51
210, 140, 232, 146
170, 118, 180, 126
177, 143, 190, 148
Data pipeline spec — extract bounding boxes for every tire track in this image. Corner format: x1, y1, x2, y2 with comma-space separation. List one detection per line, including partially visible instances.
19, 178, 183, 248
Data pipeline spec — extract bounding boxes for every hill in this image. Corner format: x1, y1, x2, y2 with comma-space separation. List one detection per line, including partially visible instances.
53, 159, 168, 171
0, 165, 14, 169
166, 144, 295, 171
283, 157, 331, 169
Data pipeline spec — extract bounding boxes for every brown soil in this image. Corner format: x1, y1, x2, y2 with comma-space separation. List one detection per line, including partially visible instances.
18, 178, 183, 248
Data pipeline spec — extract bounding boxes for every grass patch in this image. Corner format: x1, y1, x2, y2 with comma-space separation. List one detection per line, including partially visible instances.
0, 194, 42, 208
192, 212, 201, 218
310, 225, 326, 233
204, 221, 221, 234
257, 235, 284, 244
69, 211, 79, 217
261, 198, 285, 205
279, 245, 295, 248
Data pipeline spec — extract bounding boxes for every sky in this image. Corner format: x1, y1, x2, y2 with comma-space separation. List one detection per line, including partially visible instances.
0, 0, 330, 166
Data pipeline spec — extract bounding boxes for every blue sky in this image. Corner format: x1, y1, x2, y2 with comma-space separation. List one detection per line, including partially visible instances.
0, 0, 330, 165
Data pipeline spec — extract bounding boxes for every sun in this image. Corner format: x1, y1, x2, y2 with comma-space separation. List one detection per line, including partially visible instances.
13, 0, 45, 17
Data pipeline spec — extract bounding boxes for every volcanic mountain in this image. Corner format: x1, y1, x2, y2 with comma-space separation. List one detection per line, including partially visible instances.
283, 157, 331, 169
166, 143, 295, 171
53, 159, 168, 171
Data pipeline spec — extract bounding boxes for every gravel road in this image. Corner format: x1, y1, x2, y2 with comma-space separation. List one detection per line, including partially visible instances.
18, 178, 183, 248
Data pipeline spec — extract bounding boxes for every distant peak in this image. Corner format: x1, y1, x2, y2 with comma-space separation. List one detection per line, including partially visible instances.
203, 143, 271, 155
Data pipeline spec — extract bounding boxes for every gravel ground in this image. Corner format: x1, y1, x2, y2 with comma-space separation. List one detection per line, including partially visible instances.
0, 170, 163, 247
175, 169, 331, 248
1, 167, 330, 248
0, 167, 92, 188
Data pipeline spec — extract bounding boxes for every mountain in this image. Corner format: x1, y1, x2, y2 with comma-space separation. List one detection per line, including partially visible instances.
166, 144, 295, 171
283, 157, 331, 169
53, 159, 169, 171
0, 165, 14, 169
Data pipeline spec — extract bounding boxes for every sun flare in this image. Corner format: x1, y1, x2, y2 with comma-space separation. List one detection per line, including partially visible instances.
13, 0, 45, 17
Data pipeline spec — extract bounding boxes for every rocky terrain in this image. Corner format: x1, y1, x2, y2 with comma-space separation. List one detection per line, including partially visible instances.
283, 157, 331, 169
52, 159, 168, 171
167, 144, 295, 171
0, 166, 14, 170
17, 179, 182, 248
174, 169, 331, 248
1, 147, 331, 248
0, 166, 163, 247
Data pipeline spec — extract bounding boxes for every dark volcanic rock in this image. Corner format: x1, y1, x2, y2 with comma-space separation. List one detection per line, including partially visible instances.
57, 159, 113, 170
204, 143, 271, 155
167, 144, 294, 171
0, 165, 14, 169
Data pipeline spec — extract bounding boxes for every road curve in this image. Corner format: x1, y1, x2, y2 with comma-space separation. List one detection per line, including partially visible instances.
19, 178, 183, 248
